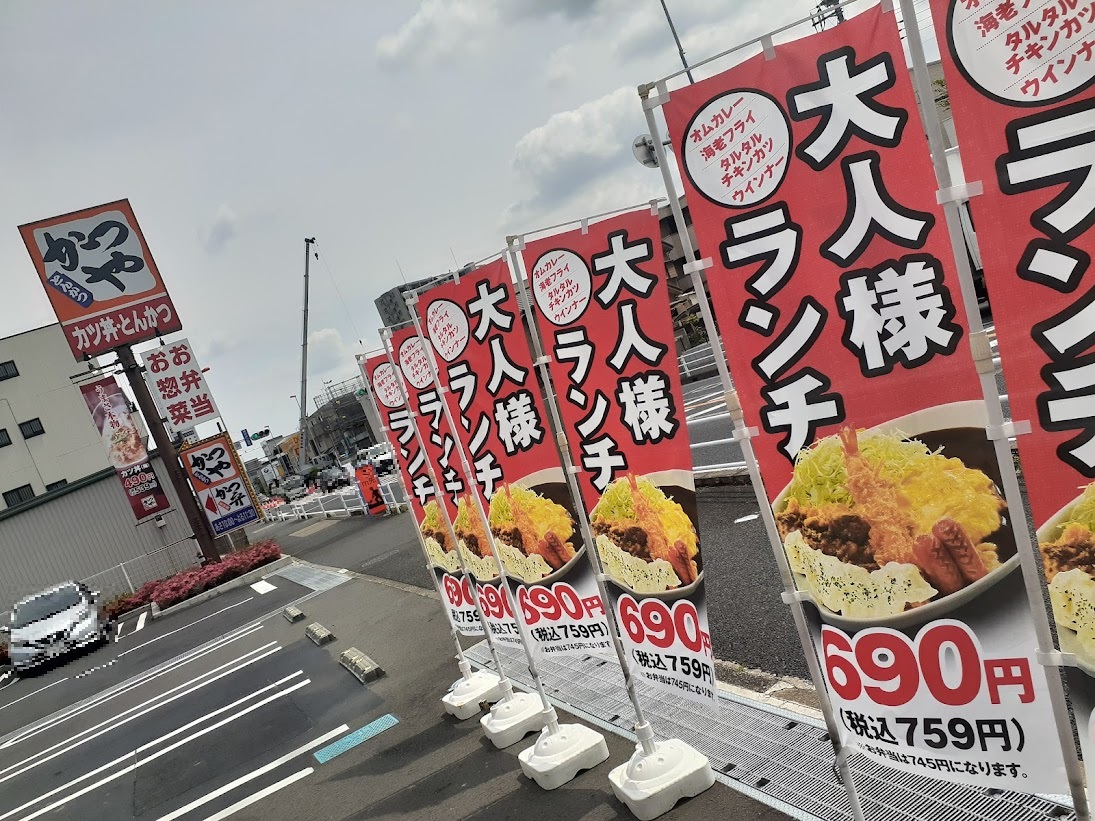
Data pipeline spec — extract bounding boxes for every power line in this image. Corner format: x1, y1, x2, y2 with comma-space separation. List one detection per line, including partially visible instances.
312, 239, 366, 348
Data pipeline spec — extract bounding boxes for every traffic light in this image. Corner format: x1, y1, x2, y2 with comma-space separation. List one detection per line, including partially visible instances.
252, 427, 270, 440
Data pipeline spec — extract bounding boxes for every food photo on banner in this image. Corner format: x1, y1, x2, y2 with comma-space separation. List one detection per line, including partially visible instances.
363, 348, 483, 637
79, 375, 172, 523
413, 259, 613, 658
926, 0, 1095, 795
658, 2, 1069, 789
518, 205, 717, 707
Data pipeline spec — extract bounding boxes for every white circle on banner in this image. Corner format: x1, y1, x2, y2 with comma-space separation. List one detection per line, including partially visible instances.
682, 90, 791, 208
398, 335, 433, 390
948, 0, 1095, 105
371, 362, 403, 409
530, 249, 592, 326
426, 299, 469, 362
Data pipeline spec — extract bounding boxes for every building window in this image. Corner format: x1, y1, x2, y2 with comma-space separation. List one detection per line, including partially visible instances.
3, 485, 35, 507
18, 418, 44, 439
0, 429, 9, 448
45, 479, 68, 492
0, 360, 17, 381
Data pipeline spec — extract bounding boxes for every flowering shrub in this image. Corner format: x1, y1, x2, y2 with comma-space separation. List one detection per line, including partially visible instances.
102, 541, 282, 619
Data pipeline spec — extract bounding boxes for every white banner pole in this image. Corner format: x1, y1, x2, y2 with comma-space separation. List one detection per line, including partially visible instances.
404, 293, 589, 756
639, 81, 867, 821
356, 353, 488, 694
898, 0, 1090, 813
380, 328, 521, 711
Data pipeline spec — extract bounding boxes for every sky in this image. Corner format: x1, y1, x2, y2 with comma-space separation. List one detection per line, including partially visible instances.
0, 0, 939, 462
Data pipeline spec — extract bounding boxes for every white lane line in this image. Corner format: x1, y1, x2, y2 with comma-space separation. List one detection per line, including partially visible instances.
0, 672, 307, 821
135, 611, 147, 633
154, 724, 349, 821
0, 673, 16, 693
114, 621, 127, 641
201, 767, 314, 821
734, 513, 760, 523
0, 642, 281, 784
0, 679, 69, 714
14, 677, 312, 821
2, 623, 264, 748
117, 597, 256, 659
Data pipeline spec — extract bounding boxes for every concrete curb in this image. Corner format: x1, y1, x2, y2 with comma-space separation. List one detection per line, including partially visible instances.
153, 555, 295, 620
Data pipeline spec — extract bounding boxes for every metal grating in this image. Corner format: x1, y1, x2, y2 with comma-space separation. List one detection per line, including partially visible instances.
465, 643, 1076, 821
272, 562, 349, 592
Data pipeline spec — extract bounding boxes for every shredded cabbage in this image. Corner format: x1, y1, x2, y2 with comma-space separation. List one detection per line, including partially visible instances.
591, 475, 697, 556
785, 428, 1003, 543
1061, 483, 1095, 533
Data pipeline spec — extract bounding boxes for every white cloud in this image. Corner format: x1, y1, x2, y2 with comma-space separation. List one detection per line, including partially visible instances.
376, 0, 601, 68
505, 86, 651, 221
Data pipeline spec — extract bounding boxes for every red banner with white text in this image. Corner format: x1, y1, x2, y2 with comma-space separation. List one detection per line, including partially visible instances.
521, 207, 715, 706
661, 4, 1067, 790
929, 0, 1095, 781
415, 259, 612, 657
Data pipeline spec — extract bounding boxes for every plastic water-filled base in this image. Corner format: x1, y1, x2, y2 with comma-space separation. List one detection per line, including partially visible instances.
518, 723, 610, 789
480, 691, 546, 749
608, 738, 716, 820
441, 670, 505, 720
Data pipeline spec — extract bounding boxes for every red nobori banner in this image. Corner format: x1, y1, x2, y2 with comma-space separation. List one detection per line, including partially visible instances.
662, 4, 1067, 789
929, 0, 1095, 779
363, 348, 482, 637
20, 200, 182, 358
79, 376, 172, 523
389, 325, 521, 644
520, 207, 716, 706
414, 259, 612, 657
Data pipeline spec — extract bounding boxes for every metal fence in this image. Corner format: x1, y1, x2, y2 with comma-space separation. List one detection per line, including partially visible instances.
679, 342, 719, 381
81, 539, 200, 601
269, 487, 367, 522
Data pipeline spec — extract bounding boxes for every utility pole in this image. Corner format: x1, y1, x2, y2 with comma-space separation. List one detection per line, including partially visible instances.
116, 345, 220, 563
298, 237, 316, 474
659, 0, 695, 84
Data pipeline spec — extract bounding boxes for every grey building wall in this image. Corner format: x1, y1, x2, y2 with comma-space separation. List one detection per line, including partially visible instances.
0, 454, 198, 609
374, 277, 435, 329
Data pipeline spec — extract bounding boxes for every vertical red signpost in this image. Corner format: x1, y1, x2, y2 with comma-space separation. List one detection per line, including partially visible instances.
413, 260, 612, 657
362, 349, 482, 636
928, 0, 1095, 791
659, 4, 1069, 790
519, 207, 717, 707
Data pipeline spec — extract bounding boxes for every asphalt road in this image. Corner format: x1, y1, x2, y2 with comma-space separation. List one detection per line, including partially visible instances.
0, 559, 787, 821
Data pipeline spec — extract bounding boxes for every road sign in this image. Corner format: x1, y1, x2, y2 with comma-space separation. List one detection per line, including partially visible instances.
19, 199, 183, 358
180, 433, 258, 536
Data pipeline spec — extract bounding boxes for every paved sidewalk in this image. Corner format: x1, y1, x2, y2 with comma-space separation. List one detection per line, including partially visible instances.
262, 572, 789, 821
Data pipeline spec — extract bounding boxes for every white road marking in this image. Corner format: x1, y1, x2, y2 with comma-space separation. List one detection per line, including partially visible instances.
2, 623, 264, 748
0, 673, 15, 692
201, 767, 314, 821
0, 643, 281, 783
734, 513, 760, 523
117, 597, 256, 659
249, 580, 277, 595
0, 679, 69, 714
291, 520, 336, 538
0, 672, 307, 821
135, 611, 147, 633
13, 677, 312, 821
154, 724, 349, 821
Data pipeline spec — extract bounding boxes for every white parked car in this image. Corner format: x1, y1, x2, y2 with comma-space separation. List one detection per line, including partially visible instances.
4, 582, 108, 672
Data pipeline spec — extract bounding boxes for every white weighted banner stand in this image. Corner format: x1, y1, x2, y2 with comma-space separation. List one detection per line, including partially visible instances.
898, 0, 1090, 813
359, 353, 503, 719
381, 328, 519, 720
507, 225, 715, 820
405, 287, 608, 780
638, 34, 869, 819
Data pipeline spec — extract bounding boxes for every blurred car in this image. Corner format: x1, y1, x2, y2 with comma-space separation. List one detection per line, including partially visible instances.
4, 582, 108, 672
286, 485, 308, 501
